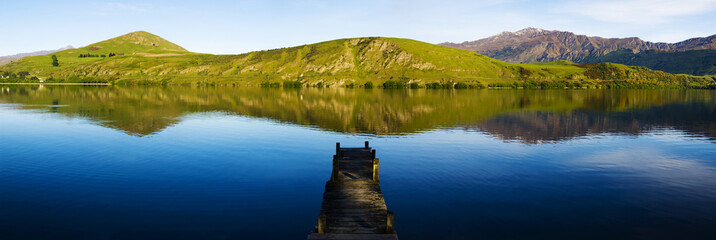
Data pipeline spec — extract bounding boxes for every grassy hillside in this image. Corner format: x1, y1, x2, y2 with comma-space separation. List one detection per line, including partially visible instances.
1, 32, 714, 88
0, 31, 193, 80
580, 49, 716, 76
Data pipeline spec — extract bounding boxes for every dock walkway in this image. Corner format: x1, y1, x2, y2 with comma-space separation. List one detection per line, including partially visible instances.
308, 142, 398, 240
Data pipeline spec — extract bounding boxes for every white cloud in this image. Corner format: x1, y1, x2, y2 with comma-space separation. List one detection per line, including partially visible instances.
557, 0, 716, 24
107, 2, 147, 12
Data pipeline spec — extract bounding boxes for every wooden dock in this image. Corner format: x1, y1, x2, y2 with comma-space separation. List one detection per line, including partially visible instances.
308, 142, 398, 240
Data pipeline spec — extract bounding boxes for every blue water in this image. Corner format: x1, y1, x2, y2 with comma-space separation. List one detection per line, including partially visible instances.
1, 87, 716, 239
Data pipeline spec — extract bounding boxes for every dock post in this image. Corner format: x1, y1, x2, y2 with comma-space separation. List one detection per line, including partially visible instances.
336, 142, 341, 156
372, 158, 380, 182
318, 214, 327, 233
386, 211, 395, 233
365, 141, 369, 149
371, 149, 376, 159
331, 156, 340, 182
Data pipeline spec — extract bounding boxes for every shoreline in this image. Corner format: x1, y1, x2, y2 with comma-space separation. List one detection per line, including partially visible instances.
0, 82, 713, 89
0, 82, 111, 85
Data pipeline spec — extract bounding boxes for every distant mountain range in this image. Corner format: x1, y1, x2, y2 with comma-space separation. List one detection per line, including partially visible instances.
0, 46, 75, 66
439, 28, 716, 75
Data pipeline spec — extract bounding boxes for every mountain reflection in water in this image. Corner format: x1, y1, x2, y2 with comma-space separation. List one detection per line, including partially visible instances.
471, 103, 716, 143
0, 85, 713, 142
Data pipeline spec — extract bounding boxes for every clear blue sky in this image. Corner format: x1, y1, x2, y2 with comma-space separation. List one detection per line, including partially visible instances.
2, 0, 715, 56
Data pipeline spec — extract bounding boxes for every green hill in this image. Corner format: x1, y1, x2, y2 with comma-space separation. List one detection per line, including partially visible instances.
1, 32, 714, 88
0, 31, 192, 79
85, 31, 188, 53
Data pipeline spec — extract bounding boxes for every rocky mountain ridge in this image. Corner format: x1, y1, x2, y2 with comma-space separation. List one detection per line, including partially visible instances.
439, 28, 716, 63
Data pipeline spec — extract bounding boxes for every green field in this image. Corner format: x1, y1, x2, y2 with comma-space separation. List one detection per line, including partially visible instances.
1, 31, 714, 88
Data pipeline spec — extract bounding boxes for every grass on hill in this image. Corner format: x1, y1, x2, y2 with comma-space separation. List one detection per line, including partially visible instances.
1, 32, 714, 89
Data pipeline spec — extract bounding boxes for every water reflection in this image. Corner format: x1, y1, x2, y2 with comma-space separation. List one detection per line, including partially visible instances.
0, 85, 714, 141
471, 102, 716, 143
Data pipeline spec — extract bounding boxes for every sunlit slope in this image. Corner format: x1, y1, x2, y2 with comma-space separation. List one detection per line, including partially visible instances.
1, 31, 194, 77
3, 36, 525, 82
1, 32, 712, 87
182, 37, 598, 84
217, 37, 523, 82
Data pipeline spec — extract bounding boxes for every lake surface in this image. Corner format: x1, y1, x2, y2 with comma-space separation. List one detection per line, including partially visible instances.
1, 85, 715, 240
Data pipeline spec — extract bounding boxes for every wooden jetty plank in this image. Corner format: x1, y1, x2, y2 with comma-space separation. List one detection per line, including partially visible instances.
308, 233, 399, 240
309, 142, 398, 240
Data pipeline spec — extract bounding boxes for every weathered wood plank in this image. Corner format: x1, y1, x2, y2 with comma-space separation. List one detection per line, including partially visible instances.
308, 233, 398, 240
309, 142, 397, 239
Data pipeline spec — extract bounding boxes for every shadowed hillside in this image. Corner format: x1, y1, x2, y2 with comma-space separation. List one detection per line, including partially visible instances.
580, 49, 716, 75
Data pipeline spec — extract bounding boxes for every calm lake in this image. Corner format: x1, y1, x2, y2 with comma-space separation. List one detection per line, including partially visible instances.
1, 85, 715, 240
